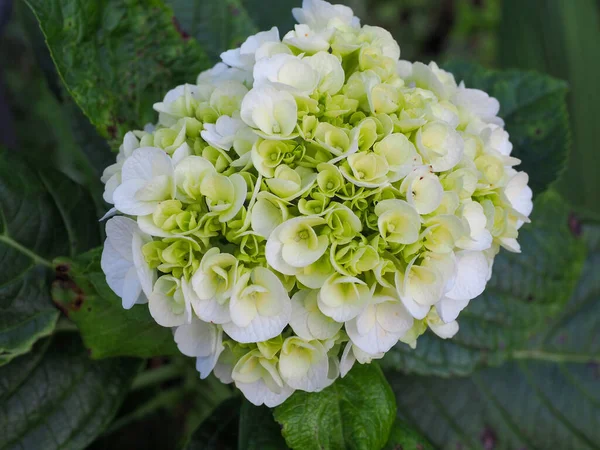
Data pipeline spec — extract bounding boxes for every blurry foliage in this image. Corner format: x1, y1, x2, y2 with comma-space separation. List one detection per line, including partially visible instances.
498, 0, 600, 219
362, 0, 500, 65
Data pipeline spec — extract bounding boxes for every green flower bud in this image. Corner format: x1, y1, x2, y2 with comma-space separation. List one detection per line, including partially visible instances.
325, 203, 362, 244
252, 139, 297, 177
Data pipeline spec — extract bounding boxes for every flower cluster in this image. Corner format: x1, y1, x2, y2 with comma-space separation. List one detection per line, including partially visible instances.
100, 0, 532, 407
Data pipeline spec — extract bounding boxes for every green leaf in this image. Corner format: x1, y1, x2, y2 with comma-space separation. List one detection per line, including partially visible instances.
383, 419, 435, 450
387, 224, 600, 450
24, 0, 211, 147
445, 61, 570, 195
381, 191, 586, 377
498, 0, 600, 218
0, 334, 140, 449
52, 248, 178, 359
184, 397, 241, 450
239, 400, 288, 449
0, 148, 100, 366
274, 363, 396, 450
0, 8, 103, 193
167, 0, 258, 62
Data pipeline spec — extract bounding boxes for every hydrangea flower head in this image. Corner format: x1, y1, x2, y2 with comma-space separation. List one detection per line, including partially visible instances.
101, 0, 532, 407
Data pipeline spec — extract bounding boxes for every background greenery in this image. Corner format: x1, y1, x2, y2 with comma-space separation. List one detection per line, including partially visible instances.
0, 0, 598, 449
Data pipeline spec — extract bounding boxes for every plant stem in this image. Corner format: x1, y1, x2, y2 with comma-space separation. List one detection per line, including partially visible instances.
131, 363, 183, 391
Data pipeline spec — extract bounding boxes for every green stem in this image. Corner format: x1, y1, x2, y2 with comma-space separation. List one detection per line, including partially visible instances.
512, 349, 598, 364
53, 318, 79, 333
103, 388, 186, 436
131, 364, 183, 391
0, 235, 53, 268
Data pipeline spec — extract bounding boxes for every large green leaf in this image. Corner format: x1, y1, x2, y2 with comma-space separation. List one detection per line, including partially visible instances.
167, 0, 258, 62
0, 149, 100, 366
52, 248, 178, 359
274, 363, 396, 450
25, 0, 211, 147
388, 224, 600, 450
239, 400, 288, 449
0, 9, 103, 193
381, 191, 586, 377
383, 419, 435, 450
446, 62, 570, 195
498, 0, 600, 218
0, 334, 140, 450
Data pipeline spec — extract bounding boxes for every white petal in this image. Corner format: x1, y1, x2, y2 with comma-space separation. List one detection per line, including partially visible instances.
236, 379, 294, 407
174, 319, 218, 357
429, 319, 459, 339
105, 216, 138, 261
121, 266, 143, 310
444, 251, 488, 301
101, 239, 133, 299
346, 319, 402, 355
132, 232, 155, 297
436, 296, 470, 323
113, 179, 156, 216
121, 147, 173, 182
182, 280, 231, 324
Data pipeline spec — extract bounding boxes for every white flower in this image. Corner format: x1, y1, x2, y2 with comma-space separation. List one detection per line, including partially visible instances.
436, 250, 489, 323
232, 349, 294, 407
292, 0, 360, 31
254, 53, 320, 95
221, 27, 280, 71
399, 166, 444, 215
346, 288, 413, 354
360, 25, 401, 61
174, 319, 224, 378
153, 84, 204, 126
283, 24, 333, 53
101, 131, 140, 206
410, 62, 457, 100
373, 133, 422, 182
395, 256, 449, 320
265, 216, 329, 275
305, 51, 345, 95
101, 216, 155, 309
197, 62, 251, 86
317, 273, 370, 322
222, 267, 292, 343
415, 121, 464, 172
290, 289, 343, 340
112, 147, 175, 216
374, 199, 421, 245
466, 119, 513, 156
201, 116, 247, 151
504, 171, 533, 224
209, 81, 249, 117
426, 308, 459, 339
279, 336, 330, 391
339, 340, 383, 377
240, 86, 298, 139
182, 248, 238, 324
456, 200, 493, 251
250, 192, 290, 239
148, 275, 190, 327
173, 155, 216, 203
453, 84, 501, 125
